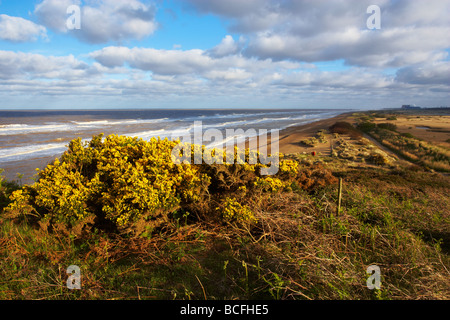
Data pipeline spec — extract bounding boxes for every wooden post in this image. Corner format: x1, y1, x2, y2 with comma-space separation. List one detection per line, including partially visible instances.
337, 178, 343, 215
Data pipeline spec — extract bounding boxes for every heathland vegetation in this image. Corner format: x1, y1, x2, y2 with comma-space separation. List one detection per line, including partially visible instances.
0, 111, 449, 300
352, 110, 450, 172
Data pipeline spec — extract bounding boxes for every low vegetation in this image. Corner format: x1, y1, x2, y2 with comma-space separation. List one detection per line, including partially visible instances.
0, 126, 449, 300
300, 130, 328, 147
354, 115, 450, 172
330, 134, 394, 165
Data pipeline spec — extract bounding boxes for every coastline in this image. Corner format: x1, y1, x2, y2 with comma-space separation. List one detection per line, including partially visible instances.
3, 108, 449, 183
277, 112, 353, 154
1, 110, 449, 300
0, 111, 352, 183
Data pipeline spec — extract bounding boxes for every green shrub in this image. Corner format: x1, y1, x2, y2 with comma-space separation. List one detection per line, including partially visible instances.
401, 132, 415, 139
377, 123, 397, 132
357, 122, 377, 133
316, 130, 328, 143
0, 169, 21, 213
329, 122, 362, 139
368, 153, 391, 166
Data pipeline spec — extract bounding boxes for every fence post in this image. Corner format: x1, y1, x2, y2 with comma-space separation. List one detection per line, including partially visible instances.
337, 178, 343, 215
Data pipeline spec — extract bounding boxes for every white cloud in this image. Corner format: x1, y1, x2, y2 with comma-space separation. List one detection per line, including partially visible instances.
207, 35, 247, 58
90, 46, 213, 75
185, 0, 270, 18
203, 68, 252, 81
89, 36, 450, 96
0, 14, 47, 42
277, 68, 394, 90
1, 0, 450, 110
34, 0, 157, 43
34, 0, 78, 32
185, 0, 450, 70
396, 61, 450, 86
0, 50, 94, 80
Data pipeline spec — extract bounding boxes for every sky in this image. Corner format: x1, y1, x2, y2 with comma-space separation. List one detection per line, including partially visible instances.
0, 0, 449, 110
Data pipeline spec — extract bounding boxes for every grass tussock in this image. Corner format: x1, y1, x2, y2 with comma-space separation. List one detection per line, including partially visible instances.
329, 134, 395, 166
0, 132, 449, 300
301, 130, 329, 147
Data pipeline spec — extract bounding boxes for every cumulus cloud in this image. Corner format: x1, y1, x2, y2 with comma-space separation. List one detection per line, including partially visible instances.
207, 35, 246, 58
0, 50, 95, 80
34, 0, 157, 43
276, 68, 394, 90
396, 61, 450, 86
34, 0, 77, 33
89, 43, 402, 93
0, 14, 47, 42
90, 46, 213, 75
1, 0, 449, 109
184, 0, 269, 19
203, 68, 252, 81
184, 0, 450, 70
90, 41, 304, 86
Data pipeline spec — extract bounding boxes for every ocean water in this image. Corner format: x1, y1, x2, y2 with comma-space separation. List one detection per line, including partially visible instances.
0, 109, 347, 182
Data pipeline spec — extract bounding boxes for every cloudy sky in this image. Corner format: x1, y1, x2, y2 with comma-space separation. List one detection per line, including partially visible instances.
0, 0, 449, 110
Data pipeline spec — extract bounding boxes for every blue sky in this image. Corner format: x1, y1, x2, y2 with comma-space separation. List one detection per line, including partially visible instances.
0, 1, 228, 54
0, 0, 449, 109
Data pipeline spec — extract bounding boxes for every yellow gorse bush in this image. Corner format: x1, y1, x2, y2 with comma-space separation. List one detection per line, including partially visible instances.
5, 134, 336, 234
254, 176, 285, 192
7, 134, 209, 229
218, 197, 256, 224
279, 159, 299, 175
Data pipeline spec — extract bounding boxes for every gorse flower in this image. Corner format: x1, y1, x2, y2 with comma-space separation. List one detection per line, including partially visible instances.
254, 177, 285, 192
6, 135, 209, 228
5, 134, 334, 234
218, 197, 256, 224
279, 159, 299, 174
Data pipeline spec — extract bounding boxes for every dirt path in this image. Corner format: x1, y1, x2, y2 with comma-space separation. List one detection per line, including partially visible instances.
361, 133, 402, 160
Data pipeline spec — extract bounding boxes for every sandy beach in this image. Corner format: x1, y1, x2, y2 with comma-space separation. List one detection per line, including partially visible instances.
277, 113, 352, 155
277, 109, 450, 160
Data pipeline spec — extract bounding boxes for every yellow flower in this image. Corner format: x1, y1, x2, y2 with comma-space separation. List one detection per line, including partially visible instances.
254, 177, 285, 192
219, 197, 257, 223
279, 159, 299, 174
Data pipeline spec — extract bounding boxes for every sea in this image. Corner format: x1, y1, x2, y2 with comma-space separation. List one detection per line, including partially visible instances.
0, 108, 349, 183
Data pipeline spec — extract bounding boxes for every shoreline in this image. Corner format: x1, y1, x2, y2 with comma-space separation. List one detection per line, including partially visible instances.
0, 111, 353, 183
277, 112, 353, 154
3, 108, 449, 183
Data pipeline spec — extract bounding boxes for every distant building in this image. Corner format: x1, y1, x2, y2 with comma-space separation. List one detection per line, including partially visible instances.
402, 105, 421, 109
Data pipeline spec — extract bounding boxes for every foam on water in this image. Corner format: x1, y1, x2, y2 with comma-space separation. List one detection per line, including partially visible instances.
0, 109, 347, 165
